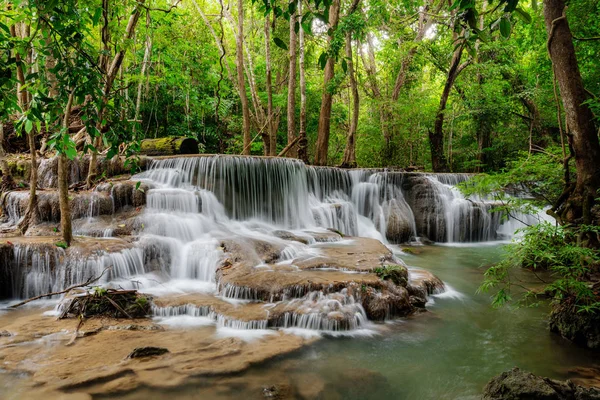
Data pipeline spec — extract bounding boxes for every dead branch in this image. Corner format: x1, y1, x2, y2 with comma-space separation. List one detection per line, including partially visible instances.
8, 267, 111, 309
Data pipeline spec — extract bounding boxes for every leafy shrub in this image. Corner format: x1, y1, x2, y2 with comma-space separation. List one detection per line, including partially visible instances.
480, 222, 600, 313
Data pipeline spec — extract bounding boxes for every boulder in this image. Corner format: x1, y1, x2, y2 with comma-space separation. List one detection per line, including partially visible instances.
402, 174, 447, 242
483, 367, 600, 400
384, 199, 415, 243
549, 302, 600, 349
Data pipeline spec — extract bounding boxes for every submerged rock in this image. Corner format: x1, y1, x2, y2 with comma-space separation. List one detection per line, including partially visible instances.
483, 367, 600, 400
549, 302, 600, 349
128, 347, 169, 359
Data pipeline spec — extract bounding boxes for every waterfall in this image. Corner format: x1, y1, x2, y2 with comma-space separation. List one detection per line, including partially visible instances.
1, 155, 540, 336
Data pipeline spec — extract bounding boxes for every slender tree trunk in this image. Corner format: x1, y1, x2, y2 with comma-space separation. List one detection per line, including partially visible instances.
391, 0, 439, 101
0, 122, 13, 191
341, 32, 358, 168
263, 13, 274, 156
192, 0, 234, 84
430, 41, 469, 172
475, 2, 490, 172
135, 10, 152, 128
59, 92, 75, 246
235, 0, 251, 155
10, 22, 38, 232
297, 0, 308, 163
545, 0, 600, 223
362, 32, 391, 150
314, 0, 341, 166
286, 7, 298, 158
87, 0, 145, 188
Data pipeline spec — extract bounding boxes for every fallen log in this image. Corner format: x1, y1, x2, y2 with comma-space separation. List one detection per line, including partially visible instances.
140, 137, 199, 156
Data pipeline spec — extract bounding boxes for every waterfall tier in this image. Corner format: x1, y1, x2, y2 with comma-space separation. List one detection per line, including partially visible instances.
0, 155, 539, 334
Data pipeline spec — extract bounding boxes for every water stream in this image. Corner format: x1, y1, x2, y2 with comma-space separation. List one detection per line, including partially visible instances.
106, 244, 599, 400
0, 155, 589, 399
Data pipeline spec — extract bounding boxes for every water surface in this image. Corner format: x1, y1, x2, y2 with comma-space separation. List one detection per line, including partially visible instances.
109, 244, 598, 400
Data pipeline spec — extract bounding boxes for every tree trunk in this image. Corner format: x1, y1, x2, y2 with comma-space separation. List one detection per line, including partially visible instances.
135, 10, 152, 129
87, 0, 145, 188
264, 13, 274, 156
314, 0, 341, 166
341, 32, 359, 168
391, 0, 439, 101
192, 0, 234, 84
236, 0, 251, 155
430, 41, 469, 172
297, 0, 308, 163
544, 0, 600, 223
0, 123, 13, 191
286, 6, 298, 158
59, 92, 75, 246
10, 22, 38, 232
362, 33, 391, 150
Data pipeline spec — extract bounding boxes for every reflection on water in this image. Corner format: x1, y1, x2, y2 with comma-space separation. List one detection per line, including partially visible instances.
109, 244, 599, 400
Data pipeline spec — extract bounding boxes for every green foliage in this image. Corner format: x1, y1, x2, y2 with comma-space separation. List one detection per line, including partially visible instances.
459, 147, 567, 211
480, 223, 600, 313
373, 265, 407, 286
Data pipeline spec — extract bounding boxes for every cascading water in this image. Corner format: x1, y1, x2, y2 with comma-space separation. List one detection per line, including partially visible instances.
1, 155, 541, 334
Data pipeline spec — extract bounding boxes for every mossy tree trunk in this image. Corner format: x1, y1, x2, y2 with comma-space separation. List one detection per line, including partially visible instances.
59, 92, 75, 246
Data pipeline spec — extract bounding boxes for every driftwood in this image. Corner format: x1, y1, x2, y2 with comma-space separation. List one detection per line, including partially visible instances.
140, 137, 199, 156
8, 267, 111, 309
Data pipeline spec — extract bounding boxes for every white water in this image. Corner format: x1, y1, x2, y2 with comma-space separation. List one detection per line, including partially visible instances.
1, 156, 543, 334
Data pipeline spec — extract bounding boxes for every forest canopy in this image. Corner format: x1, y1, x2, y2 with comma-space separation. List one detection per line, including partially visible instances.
2, 0, 599, 173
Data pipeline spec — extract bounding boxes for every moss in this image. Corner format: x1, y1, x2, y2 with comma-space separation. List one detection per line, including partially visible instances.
373, 265, 408, 286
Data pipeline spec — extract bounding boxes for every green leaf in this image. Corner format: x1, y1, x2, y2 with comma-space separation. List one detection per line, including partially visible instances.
499, 16, 511, 38
514, 7, 532, 24
318, 52, 328, 69
25, 119, 33, 134
288, 1, 296, 15
341, 59, 347, 74
273, 37, 288, 50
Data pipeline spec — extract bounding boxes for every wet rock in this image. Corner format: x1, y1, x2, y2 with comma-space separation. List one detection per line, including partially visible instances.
361, 283, 412, 320
272, 230, 310, 244
37, 155, 149, 189
305, 229, 343, 242
106, 324, 164, 331
384, 199, 415, 243
483, 367, 600, 400
127, 347, 169, 359
402, 175, 447, 242
549, 302, 600, 349
261, 384, 294, 399
96, 181, 148, 212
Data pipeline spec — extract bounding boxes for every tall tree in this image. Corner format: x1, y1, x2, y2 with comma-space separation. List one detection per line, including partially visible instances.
430, 32, 470, 172
264, 11, 275, 156
86, 0, 145, 187
286, 4, 298, 157
340, 30, 359, 167
544, 0, 600, 224
314, 0, 341, 166
297, 0, 308, 163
